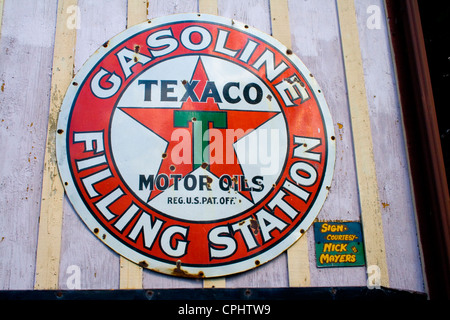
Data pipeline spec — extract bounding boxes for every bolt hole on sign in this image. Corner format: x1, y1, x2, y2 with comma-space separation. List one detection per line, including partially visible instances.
56, 14, 335, 278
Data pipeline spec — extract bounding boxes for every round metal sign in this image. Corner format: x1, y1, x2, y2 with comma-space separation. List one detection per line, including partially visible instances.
56, 14, 335, 278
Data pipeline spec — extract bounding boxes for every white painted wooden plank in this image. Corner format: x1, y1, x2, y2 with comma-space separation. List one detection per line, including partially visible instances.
354, 0, 424, 292
0, 0, 58, 289
288, 0, 360, 222
219, 0, 271, 34
226, 253, 289, 288
287, 0, 366, 287
143, 270, 204, 289
147, 0, 198, 20
58, 0, 127, 290
74, 0, 127, 73
0, 0, 4, 35
60, 199, 120, 289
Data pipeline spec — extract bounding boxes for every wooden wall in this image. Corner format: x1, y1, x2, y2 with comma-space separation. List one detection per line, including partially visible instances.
0, 0, 425, 293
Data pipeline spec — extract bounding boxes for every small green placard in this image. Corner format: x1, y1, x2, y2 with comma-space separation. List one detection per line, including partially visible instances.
314, 221, 366, 268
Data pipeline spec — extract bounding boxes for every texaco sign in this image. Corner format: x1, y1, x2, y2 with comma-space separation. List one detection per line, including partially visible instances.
56, 14, 335, 278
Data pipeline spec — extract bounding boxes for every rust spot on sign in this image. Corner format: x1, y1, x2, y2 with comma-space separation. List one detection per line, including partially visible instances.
206, 176, 213, 190
171, 260, 205, 278
250, 218, 259, 235
139, 260, 149, 268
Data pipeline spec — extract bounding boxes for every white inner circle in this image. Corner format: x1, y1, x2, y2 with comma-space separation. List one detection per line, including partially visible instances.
110, 55, 288, 221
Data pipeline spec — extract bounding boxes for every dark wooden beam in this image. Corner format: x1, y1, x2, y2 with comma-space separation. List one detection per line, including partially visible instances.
385, 0, 450, 299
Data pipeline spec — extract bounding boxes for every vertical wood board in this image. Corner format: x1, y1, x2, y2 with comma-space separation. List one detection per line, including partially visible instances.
337, 0, 389, 287
288, 0, 366, 287
354, 0, 423, 292
120, 0, 148, 290
0, 0, 4, 35
0, 0, 58, 289
34, 0, 78, 290
58, 0, 127, 290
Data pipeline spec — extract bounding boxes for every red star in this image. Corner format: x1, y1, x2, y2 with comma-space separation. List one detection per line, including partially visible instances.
120, 57, 278, 202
